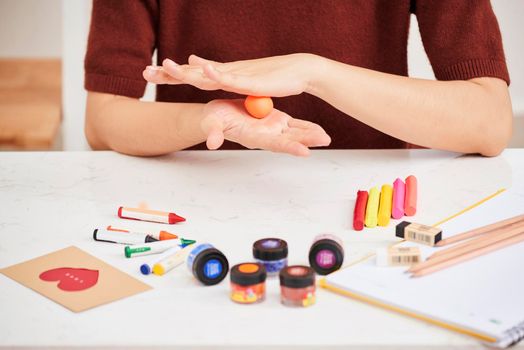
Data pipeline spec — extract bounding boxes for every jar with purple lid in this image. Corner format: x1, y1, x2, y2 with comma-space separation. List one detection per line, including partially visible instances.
252, 238, 288, 276
308, 233, 344, 275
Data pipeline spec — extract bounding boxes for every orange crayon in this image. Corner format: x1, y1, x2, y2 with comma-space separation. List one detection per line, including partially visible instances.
107, 225, 178, 241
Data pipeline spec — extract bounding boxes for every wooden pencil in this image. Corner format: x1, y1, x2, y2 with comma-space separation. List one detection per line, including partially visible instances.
409, 225, 524, 273
411, 232, 524, 278
428, 219, 524, 260
435, 213, 524, 247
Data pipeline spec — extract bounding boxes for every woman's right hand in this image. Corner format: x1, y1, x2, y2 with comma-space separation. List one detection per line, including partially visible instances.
202, 99, 331, 157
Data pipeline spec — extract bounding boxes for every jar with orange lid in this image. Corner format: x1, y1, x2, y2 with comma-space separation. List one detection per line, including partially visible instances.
230, 263, 267, 304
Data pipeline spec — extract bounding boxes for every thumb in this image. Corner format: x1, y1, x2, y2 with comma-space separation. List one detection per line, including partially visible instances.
203, 119, 225, 150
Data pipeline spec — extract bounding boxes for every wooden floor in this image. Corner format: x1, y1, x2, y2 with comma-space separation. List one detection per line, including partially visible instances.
0, 59, 61, 150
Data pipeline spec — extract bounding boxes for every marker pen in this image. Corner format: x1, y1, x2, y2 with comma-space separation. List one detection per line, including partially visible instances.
106, 225, 178, 241
93, 228, 158, 244
152, 245, 193, 276
140, 246, 182, 275
124, 238, 196, 258
118, 207, 185, 224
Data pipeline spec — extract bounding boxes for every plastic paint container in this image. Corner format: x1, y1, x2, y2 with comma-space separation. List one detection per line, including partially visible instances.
279, 265, 316, 307
230, 263, 267, 304
308, 233, 344, 275
187, 243, 229, 285
252, 238, 288, 276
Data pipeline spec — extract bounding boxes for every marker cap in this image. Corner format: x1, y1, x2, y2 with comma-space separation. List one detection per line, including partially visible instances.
140, 264, 152, 275
125, 246, 133, 258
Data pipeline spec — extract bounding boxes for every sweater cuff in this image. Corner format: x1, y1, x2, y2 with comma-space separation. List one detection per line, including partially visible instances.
85, 72, 147, 98
433, 59, 510, 85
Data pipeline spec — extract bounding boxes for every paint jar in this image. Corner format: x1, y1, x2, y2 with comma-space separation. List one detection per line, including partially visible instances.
308, 233, 344, 275
230, 263, 267, 304
187, 243, 229, 285
252, 238, 288, 276
279, 265, 316, 307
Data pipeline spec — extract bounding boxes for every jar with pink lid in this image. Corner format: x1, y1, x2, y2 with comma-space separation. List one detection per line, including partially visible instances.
308, 233, 344, 275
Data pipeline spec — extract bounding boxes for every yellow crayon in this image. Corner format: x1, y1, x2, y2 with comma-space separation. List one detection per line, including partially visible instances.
378, 184, 393, 226
365, 187, 380, 228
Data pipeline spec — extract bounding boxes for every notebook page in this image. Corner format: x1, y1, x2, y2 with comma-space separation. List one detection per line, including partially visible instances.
326, 191, 524, 339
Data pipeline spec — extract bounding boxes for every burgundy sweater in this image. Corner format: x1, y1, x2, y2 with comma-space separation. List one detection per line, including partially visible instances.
85, 0, 510, 150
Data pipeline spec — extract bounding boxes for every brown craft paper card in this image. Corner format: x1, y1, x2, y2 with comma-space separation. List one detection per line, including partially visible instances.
0, 246, 151, 312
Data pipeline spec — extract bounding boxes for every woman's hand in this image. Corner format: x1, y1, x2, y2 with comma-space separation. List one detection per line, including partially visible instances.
201, 99, 330, 156
143, 53, 324, 97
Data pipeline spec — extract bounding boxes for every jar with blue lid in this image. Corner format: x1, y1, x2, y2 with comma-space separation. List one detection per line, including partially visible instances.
252, 238, 288, 276
187, 243, 229, 285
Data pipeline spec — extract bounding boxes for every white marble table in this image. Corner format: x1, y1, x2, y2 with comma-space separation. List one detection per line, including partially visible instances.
1, 149, 523, 349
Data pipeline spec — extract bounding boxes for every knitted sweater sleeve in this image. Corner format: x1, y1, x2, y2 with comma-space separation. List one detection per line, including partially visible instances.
413, 0, 510, 84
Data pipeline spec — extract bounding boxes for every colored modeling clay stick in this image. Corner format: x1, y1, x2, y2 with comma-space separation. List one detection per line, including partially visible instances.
365, 187, 380, 228
93, 228, 158, 244
378, 184, 393, 227
124, 238, 196, 258
353, 190, 368, 231
118, 206, 185, 224
404, 175, 417, 216
152, 245, 192, 276
244, 96, 273, 119
106, 225, 178, 241
392, 178, 405, 219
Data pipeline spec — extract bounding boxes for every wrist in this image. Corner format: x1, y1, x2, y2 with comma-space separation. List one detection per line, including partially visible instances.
174, 103, 208, 145
303, 54, 330, 96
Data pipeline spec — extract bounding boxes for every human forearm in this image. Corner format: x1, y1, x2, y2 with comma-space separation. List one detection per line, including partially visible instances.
307, 57, 513, 156
144, 54, 512, 155
85, 92, 206, 156
85, 91, 330, 157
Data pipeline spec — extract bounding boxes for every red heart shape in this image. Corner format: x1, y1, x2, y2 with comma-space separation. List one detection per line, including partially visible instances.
39, 267, 99, 292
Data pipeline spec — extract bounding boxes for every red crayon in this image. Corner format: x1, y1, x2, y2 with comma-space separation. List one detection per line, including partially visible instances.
404, 175, 418, 216
353, 190, 369, 231
118, 206, 185, 224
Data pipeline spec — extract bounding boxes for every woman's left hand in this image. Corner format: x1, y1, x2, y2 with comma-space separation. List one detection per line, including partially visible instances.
143, 53, 323, 97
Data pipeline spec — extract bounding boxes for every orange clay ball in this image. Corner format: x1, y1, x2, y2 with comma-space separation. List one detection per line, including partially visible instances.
244, 96, 274, 119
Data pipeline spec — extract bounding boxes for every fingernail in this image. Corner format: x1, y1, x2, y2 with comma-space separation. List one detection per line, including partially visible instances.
146, 65, 162, 71
163, 58, 177, 67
